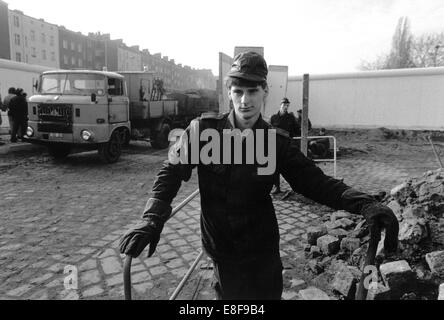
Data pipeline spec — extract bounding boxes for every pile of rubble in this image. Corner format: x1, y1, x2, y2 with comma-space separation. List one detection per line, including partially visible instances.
303, 169, 444, 300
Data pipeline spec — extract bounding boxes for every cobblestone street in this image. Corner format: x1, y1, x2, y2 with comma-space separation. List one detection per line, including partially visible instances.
0, 139, 439, 300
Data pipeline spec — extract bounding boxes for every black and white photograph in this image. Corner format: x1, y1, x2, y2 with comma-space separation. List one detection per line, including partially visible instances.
1, 0, 444, 307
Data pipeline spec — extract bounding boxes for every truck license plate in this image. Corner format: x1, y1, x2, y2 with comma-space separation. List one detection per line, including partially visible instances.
49, 133, 64, 138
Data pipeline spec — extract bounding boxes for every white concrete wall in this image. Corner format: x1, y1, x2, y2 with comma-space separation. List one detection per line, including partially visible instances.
287, 67, 444, 130
264, 65, 288, 120
0, 58, 49, 131
218, 52, 232, 114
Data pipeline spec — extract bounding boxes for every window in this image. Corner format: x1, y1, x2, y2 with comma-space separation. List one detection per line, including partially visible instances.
24, 36, 28, 47
51, 52, 55, 61
78, 44, 82, 53
50, 36, 54, 46
63, 55, 68, 65
31, 47, 36, 57
71, 57, 76, 65
30, 30, 35, 41
108, 78, 124, 96
42, 49, 47, 60
41, 33, 46, 44
13, 16, 19, 27
15, 52, 21, 62
78, 58, 83, 67
63, 40, 68, 49
71, 42, 75, 51
14, 34, 20, 46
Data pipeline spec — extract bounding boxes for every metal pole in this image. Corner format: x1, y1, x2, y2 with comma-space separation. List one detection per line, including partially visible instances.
169, 251, 204, 300
301, 74, 309, 156
124, 189, 200, 300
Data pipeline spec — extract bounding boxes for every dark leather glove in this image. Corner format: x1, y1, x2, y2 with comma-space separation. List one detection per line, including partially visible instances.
119, 198, 172, 258
361, 202, 399, 253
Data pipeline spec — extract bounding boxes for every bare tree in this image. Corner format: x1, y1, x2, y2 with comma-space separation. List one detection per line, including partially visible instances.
358, 16, 415, 70
386, 17, 415, 69
412, 32, 444, 67
358, 54, 390, 70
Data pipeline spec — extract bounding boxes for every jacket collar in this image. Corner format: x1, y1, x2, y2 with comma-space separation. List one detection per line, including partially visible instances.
227, 110, 268, 130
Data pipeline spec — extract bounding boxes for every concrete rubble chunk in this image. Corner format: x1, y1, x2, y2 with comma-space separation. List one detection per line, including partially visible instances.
398, 219, 427, 244
425, 251, 444, 277
380, 260, 415, 292
331, 267, 359, 299
387, 200, 403, 221
317, 235, 340, 255
335, 218, 355, 230
438, 283, 444, 300
328, 228, 349, 240
306, 226, 328, 245
340, 237, 361, 253
401, 206, 427, 220
308, 259, 324, 274
299, 286, 330, 300
331, 211, 351, 222
366, 283, 391, 300
309, 246, 322, 258
429, 219, 444, 246
390, 182, 408, 197
324, 221, 342, 230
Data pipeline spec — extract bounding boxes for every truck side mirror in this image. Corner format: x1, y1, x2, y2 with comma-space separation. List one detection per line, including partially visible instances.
33, 80, 38, 90
91, 93, 97, 103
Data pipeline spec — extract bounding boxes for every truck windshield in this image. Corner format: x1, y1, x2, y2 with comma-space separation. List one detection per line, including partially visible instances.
40, 73, 106, 96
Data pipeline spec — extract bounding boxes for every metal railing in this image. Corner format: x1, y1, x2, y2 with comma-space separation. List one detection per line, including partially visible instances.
293, 135, 338, 178
124, 189, 201, 300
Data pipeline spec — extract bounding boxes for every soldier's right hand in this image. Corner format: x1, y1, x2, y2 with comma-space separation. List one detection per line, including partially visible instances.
119, 220, 162, 258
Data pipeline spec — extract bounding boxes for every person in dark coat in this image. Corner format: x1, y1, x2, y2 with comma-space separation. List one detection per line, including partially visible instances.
269, 97, 299, 194
270, 98, 298, 137
118, 51, 399, 300
9, 88, 28, 143
308, 128, 331, 159
295, 109, 312, 137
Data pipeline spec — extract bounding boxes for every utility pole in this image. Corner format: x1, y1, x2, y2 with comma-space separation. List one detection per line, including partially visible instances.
301, 74, 309, 156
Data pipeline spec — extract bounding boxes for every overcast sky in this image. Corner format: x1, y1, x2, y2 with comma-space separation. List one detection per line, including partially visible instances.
7, 0, 444, 76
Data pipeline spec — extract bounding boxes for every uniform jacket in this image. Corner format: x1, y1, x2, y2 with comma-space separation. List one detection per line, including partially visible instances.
148, 111, 376, 263
270, 111, 298, 138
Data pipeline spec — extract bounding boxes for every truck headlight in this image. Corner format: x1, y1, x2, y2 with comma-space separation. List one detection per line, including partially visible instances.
81, 130, 93, 141
26, 126, 34, 137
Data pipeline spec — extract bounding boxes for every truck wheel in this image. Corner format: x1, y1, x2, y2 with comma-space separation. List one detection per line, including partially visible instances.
121, 129, 131, 148
151, 124, 171, 149
98, 131, 122, 163
48, 145, 71, 159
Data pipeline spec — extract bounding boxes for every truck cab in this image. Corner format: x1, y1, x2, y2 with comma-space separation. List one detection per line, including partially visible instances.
26, 70, 131, 163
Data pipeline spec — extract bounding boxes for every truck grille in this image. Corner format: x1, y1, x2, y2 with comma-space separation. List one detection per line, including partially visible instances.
37, 104, 73, 133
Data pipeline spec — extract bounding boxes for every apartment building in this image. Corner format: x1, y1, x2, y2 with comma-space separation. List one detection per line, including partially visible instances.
0, 1, 10, 60
8, 9, 59, 68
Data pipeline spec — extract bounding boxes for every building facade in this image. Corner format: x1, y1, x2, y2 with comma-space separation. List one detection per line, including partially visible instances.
117, 45, 142, 71
8, 9, 59, 68
0, 1, 10, 60
59, 26, 88, 69
1, 4, 216, 90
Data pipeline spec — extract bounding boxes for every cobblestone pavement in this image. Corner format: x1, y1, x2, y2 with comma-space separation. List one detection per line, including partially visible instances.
0, 141, 439, 300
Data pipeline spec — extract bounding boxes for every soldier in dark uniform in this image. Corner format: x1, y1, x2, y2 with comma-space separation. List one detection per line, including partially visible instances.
270, 97, 298, 194
119, 51, 399, 300
270, 97, 298, 137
